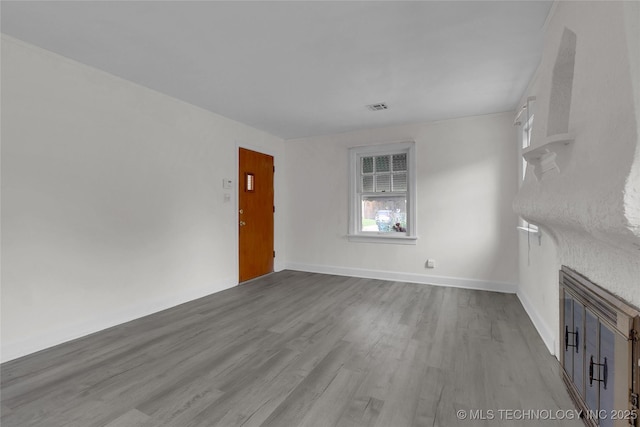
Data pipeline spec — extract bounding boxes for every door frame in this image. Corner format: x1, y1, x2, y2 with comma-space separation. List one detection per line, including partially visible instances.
234, 141, 278, 284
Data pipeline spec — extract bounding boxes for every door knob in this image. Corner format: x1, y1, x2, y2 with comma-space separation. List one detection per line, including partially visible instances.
240, 221, 246, 226
239, 209, 243, 214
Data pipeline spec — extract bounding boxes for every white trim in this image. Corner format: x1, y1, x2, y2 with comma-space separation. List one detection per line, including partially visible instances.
348, 141, 417, 241
347, 234, 418, 245
541, 1, 559, 34
517, 226, 539, 234
286, 262, 517, 294
517, 288, 556, 356
1, 277, 236, 363
517, 221, 542, 245
514, 96, 537, 126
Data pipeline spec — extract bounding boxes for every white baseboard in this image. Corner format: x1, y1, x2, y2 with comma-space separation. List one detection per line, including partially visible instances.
286, 262, 560, 355
517, 288, 556, 355
285, 262, 517, 294
3, 268, 553, 363
1, 277, 236, 363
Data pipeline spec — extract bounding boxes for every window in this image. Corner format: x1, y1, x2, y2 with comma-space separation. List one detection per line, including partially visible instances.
348, 141, 417, 244
521, 105, 534, 180
518, 97, 539, 235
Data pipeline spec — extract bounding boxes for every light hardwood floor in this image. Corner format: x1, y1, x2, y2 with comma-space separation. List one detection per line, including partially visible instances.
1, 270, 582, 427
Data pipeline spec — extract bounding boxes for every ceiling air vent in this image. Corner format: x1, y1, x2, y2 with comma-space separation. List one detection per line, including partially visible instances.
367, 102, 388, 111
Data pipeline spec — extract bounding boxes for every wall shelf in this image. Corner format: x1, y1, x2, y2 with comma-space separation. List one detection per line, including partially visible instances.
523, 133, 574, 180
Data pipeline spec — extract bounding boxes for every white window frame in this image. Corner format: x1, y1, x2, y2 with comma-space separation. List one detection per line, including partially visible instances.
521, 113, 534, 180
518, 100, 540, 236
348, 141, 418, 244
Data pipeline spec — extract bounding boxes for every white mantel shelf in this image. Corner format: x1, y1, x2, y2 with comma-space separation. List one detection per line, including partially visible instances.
523, 133, 574, 180
523, 133, 575, 163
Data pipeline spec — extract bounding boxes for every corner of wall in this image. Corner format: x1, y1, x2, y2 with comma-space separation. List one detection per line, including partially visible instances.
1, 276, 236, 363
516, 287, 557, 356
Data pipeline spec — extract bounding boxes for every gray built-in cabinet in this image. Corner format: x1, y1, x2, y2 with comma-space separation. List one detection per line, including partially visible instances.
560, 267, 639, 427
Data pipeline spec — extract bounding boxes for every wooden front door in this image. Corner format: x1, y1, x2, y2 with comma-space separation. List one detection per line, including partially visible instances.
239, 148, 274, 282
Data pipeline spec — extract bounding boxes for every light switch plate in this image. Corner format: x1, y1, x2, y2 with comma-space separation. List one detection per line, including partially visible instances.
222, 179, 233, 189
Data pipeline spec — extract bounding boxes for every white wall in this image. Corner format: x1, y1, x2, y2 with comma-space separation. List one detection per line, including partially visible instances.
1, 35, 286, 362
516, 229, 560, 354
284, 113, 519, 291
514, 1, 640, 356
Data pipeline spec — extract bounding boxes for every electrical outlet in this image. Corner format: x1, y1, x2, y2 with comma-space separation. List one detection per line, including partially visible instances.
426, 259, 436, 268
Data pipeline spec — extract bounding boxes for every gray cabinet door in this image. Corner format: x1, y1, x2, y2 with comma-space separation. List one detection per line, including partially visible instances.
598, 322, 615, 427
563, 293, 575, 379
585, 308, 599, 415
573, 298, 585, 397
563, 292, 585, 396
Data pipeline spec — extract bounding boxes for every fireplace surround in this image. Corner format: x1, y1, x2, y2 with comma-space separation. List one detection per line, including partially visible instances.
560, 266, 639, 427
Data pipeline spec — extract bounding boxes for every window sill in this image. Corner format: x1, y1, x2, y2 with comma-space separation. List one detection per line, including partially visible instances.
347, 234, 418, 245
517, 226, 542, 244
517, 226, 540, 235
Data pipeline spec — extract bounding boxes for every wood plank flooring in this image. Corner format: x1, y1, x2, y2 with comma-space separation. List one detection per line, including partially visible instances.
1, 271, 582, 427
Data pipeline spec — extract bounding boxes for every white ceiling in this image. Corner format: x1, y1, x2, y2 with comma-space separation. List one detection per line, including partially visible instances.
1, 1, 552, 139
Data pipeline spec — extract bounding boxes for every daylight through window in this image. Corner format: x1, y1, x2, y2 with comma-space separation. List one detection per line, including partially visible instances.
348, 142, 417, 244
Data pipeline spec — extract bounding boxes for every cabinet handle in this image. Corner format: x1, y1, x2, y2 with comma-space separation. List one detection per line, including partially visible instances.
566, 326, 579, 353
589, 356, 608, 389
